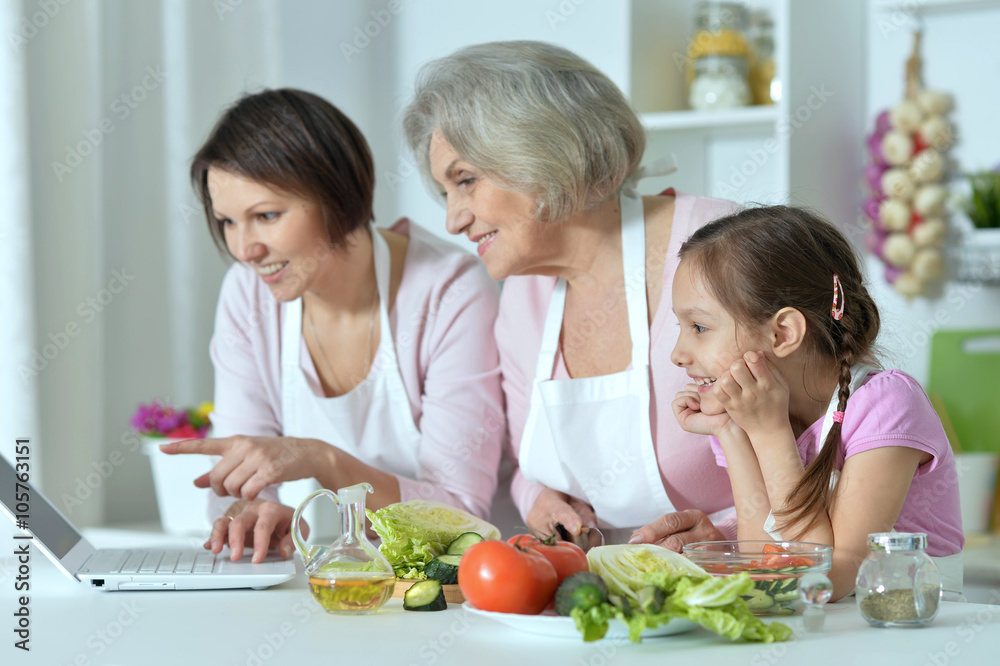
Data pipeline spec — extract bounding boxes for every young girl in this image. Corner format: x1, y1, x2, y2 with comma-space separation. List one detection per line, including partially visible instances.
670, 205, 964, 600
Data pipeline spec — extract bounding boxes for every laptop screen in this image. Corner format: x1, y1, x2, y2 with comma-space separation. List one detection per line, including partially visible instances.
0, 455, 83, 559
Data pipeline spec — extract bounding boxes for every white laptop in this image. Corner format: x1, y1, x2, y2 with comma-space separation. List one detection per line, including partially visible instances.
0, 455, 296, 591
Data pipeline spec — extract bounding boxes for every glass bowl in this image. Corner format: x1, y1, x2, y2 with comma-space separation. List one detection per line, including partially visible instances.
683, 540, 833, 615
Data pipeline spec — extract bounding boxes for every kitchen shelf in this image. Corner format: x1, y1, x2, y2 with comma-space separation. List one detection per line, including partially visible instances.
876, 0, 1000, 15
640, 106, 779, 134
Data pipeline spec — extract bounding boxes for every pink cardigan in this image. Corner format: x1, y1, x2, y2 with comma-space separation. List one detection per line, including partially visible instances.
208, 219, 504, 520
496, 192, 741, 534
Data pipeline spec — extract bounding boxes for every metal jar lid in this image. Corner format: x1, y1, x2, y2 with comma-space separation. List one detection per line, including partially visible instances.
868, 532, 928, 551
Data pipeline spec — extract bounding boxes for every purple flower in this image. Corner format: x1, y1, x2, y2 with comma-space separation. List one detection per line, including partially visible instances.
131, 401, 187, 436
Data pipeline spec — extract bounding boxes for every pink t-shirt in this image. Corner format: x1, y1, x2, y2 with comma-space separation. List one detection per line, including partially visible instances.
709, 369, 965, 557
496, 191, 741, 533
208, 219, 504, 520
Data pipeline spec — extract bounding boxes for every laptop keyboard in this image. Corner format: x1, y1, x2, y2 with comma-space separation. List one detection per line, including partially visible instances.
80, 550, 216, 575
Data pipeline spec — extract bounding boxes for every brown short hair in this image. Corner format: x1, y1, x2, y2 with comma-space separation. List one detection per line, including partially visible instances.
191, 88, 374, 255
679, 206, 882, 536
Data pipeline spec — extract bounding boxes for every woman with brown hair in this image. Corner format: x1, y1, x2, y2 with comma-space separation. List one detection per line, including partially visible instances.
164, 89, 503, 562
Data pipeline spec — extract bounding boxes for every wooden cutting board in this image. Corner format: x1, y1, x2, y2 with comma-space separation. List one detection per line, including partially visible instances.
392, 579, 465, 604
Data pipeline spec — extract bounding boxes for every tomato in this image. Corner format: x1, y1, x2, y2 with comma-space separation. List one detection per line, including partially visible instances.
506, 534, 588, 584
749, 544, 815, 569
458, 540, 558, 615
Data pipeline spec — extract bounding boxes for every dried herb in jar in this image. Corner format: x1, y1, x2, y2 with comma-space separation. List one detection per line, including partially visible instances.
858, 585, 940, 623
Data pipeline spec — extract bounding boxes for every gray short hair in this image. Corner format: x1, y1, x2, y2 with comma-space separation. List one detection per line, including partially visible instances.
403, 40, 645, 223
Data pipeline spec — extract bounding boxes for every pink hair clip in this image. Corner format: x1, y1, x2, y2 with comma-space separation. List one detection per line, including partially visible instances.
831, 274, 845, 321
832, 411, 845, 424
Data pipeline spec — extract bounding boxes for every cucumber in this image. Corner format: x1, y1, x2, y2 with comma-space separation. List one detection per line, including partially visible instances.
637, 585, 667, 615
773, 590, 799, 603
446, 532, 485, 556
424, 555, 462, 585
743, 588, 775, 610
779, 578, 799, 595
403, 579, 447, 611
555, 572, 609, 616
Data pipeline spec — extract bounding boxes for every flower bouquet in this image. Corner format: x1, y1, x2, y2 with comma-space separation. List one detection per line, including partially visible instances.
131, 401, 213, 440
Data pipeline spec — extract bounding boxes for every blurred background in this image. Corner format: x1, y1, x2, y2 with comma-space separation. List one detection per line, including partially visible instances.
1, 0, 998, 537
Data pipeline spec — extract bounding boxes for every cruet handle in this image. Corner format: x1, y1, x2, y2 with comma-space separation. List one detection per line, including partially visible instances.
291, 489, 340, 567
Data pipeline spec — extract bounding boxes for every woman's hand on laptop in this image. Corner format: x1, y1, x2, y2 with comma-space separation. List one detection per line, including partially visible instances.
205, 498, 304, 563
160, 435, 326, 500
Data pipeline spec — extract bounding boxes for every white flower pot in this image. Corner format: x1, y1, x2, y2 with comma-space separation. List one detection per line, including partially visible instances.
141, 436, 213, 535
954, 452, 1000, 535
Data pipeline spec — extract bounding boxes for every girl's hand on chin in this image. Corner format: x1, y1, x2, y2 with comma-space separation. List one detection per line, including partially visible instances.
672, 387, 733, 437
715, 351, 790, 436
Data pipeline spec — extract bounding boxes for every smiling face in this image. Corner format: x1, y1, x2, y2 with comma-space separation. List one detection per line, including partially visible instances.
208, 167, 333, 302
670, 259, 769, 414
428, 130, 560, 281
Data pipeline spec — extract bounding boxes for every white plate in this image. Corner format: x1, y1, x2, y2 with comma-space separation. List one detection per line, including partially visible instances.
462, 602, 698, 640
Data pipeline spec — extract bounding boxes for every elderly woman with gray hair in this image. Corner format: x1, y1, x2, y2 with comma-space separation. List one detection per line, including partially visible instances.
404, 40, 740, 549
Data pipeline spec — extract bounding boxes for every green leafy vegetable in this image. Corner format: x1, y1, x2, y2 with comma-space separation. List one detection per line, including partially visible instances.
586, 544, 709, 602
570, 570, 793, 644
570, 603, 618, 642
365, 500, 500, 579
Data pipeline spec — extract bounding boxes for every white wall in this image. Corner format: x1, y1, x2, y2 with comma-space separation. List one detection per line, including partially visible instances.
865, 0, 1000, 385
17, 0, 991, 529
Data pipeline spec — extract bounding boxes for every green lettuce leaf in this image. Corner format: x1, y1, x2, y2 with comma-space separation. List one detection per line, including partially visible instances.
365, 500, 500, 579
586, 544, 709, 602
571, 570, 793, 644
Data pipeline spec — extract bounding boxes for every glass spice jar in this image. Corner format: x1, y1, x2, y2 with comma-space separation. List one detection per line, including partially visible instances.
748, 9, 777, 105
689, 55, 750, 110
855, 532, 942, 628
686, 1, 751, 110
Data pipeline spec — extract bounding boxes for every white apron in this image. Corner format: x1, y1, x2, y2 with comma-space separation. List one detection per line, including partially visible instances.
763, 364, 964, 599
518, 189, 676, 544
278, 227, 422, 537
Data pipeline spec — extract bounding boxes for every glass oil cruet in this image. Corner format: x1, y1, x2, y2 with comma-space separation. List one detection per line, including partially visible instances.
291, 483, 396, 614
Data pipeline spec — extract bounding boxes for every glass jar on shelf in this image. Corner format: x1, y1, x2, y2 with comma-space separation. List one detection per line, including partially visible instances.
749, 9, 777, 105
686, 1, 751, 110
855, 532, 942, 628
689, 55, 750, 110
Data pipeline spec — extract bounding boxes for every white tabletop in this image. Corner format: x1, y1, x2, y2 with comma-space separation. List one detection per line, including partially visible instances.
4, 528, 1000, 665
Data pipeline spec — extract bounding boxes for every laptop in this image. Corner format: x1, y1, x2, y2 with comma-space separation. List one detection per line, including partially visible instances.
0, 455, 296, 591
